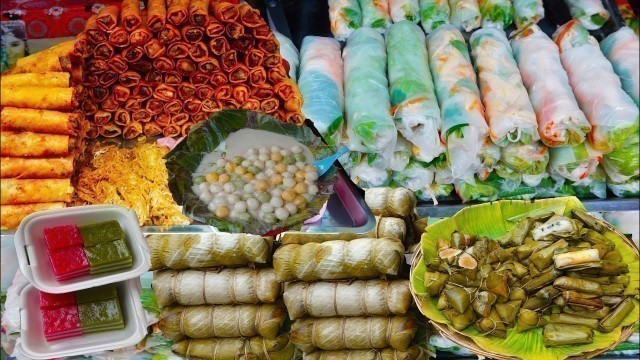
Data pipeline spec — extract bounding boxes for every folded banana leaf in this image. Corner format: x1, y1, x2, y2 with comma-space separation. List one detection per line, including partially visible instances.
542, 324, 593, 347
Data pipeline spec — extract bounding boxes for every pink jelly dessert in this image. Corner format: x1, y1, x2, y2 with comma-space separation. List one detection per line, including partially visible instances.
42, 305, 82, 341
48, 246, 90, 281
44, 225, 84, 251
39, 292, 77, 310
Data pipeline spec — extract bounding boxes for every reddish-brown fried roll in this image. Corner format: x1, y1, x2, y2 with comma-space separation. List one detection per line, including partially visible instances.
99, 71, 118, 86
163, 123, 182, 137
245, 49, 264, 68
199, 58, 220, 74
85, 123, 100, 139
120, 71, 142, 87
181, 121, 197, 136
182, 26, 204, 43
154, 84, 177, 101
206, 21, 225, 37
147, 0, 167, 32
159, 24, 181, 44
123, 46, 144, 62
184, 99, 202, 115
99, 124, 122, 138
260, 98, 279, 114
165, 100, 183, 114
242, 98, 261, 111
172, 113, 190, 125
113, 85, 131, 102
123, 121, 143, 139
274, 79, 296, 100
146, 71, 163, 86
178, 83, 197, 99
146, 99, 165, 115
164, 71, 182, 85
87, 59, 109, 73
109, 55, 128, 73
188, 0, 210, 26
230, 36, 255, 52
91, 87, 109, 102
211, 1, 240, 23
239, 4, 264, 28
122, 0, 142, 31
286, 111, 305, 125
125, 98, 144, 111
114, 109, 131, 126
263, 54, 282, 68
221, 99, 240, 108
133, 82, 153, 100
229, 65, 250, 83
190, 72, 209, 85
253, 25, 273, 40
82, 100, 99, 115
156, 113, 172, 126
196, 84, 214, 99
133, 110, 152, 123
259, 38, 279, 54
94, 42, 114, 60
97, 6, 119, 32
215, 85, 233, 100
189, 43, 209, 62
191, 112, 209, 122
221, 50, 238, 72
210, 72, 228, 87
167, 0, 189, 26
143, 39, 166, 59
154, 56, 175, 71
102, 96, 119, 112
252, 87, 274, 100
285, 96, 303, 112
73, 33, 90, 57
84, 15, 105, 43
249, 67, 267, 87
109, 27, 130, 47
268, 67, 287, 83
94, 110, 112, 126
167, 42, 190, 58
233, 85, 250, 103
201, 99, 220, 112
131, 28, 153, 45
226, 22, 244, 39
176, 59, 197, 76
209, 37, 230, 56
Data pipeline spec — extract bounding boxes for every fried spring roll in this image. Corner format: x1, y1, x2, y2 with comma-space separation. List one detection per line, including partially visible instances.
144, 122, 163, 137
211, 1, 240, 22
123, 121, 143, 139
97, 5, 119, 31
8, 40, 74, 74
189, 0, 210, 26
1, 108, 76, 135
167, 0, 189, 26
122, 0, 142, 31
0, 156, 74, 179
0, 179, 73, 205
130, 28, 153, 46
0, 202, 65, 229
0, 132, 71, 157
0, 87, 73, 111
239, 4, 264, 27
1, 72, 69, 88
147, 0, 168, 31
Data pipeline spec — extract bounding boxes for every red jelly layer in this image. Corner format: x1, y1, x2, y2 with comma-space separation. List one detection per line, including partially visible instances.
42, 305, 81, 336
48, 246, 90, 279
44, 225, 84, 251
39, 291, 77, 310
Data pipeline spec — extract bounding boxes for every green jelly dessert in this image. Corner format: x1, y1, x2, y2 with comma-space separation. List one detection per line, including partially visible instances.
85, 239, 132, 273
78, 298, 124, 334
75, 284, 118, 304
79, 220, 125, 247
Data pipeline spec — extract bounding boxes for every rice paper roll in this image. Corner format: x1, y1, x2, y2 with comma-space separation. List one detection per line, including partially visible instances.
426, 25, 489, 182
273, 238, 405, 282
0, 72, 69, 88
359, 0, 393, 33
303, 347, 424, 360
348, 153, 393, 188
172, 335, 295, 360
0, 87, 74, 111
392, 159, 437, 202
603, 132, 639, 183
273, 30, 299, 80
478, 0, 513, 29
1, 107, 78, 135
389, 134, 412, 171
513, 0, 544, 28
548, 142, 602, 183
158, 304, 286, 341
600, 27, 639, 105
152, 269, 281, 307
387, 21, 445, 163
283, 280, 411, 319
500, 142, 549, 176
511, 25, 590, 147
146, 233, 271, 270
553, 21, 639, 153
0, 132, 72, 157
563, 0, 609, 30
389, 0, 420, 22
0, 203, 65, 230
470, 28, 538, 147
0, 156, 74, 179
344, 28, 397, 158
328, 0, 362, 41
607, 176, 640, 197
290, 316, 417, 352
0, 179, 73, 205
448, 0, 481, 32
419, 0, 451, 33
298, 36, 344, 146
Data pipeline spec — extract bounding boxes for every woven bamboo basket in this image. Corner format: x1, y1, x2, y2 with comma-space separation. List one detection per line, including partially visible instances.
410, 209, 639, 360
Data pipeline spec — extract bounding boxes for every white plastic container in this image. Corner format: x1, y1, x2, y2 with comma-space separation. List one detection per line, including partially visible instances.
16, 278, 148, 359
14, 205, 151, 293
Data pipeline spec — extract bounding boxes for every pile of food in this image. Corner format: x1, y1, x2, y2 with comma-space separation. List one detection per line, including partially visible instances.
421, 208, 637, 347
73, 0, 304, 139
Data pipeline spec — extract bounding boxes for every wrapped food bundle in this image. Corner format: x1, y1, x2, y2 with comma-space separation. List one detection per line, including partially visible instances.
616, 1, 639, 35
273, 238, 405, 282
513, 0, 544, 28
448, 0, 482, 32
563, 0, 610, 30
600, 27, 639, 106
359, 0, 393, 33
329, 0, 363, 41
477, 0, 513, 29
365, 187, 416, 218
290, 316, 417, 352
389, 0, 421, 23
283, 280, 412, 319
419, 0, 451, 33
303, 347, 424, 359
146, 233, 271, 270
172, 335, 296, 360
280, 215, 406, 244
553, 21, 639, 154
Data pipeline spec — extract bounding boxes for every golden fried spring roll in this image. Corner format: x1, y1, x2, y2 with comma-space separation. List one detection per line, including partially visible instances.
0, 132, 71, 157
0, 156, 74, 179
0, 179, 73, 205
7, 40, 75, 74
1, 72, 70, 88
0, 202, 65, 229
0, 87, 74, 111
1, 107, 76, 135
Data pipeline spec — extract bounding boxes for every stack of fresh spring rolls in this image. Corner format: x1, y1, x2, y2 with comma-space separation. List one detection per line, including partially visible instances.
0, 47, 87, 229
297, 19, 639, 202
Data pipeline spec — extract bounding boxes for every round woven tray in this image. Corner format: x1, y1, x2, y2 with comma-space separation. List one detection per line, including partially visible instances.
410, 213, 639, 360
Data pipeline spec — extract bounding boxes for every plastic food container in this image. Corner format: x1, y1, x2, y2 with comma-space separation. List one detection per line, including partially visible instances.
15, 278, 147, 359
14, 205, 151, 293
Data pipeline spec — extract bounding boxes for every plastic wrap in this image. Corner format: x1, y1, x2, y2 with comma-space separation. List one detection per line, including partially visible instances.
359, 0, 393, 33
513, 0, 544, 28
172, 335, 295, 360
146, 233, 271, 270
470, 28, 538, 147
283, 280, 411, 319
389, 0, 421, 22
290, 316, 417, 352
600, 27, 639, 105
273, 31, 299, 80
426, 25, 489, 182
328, 0, 363, 41
478, 0, 513, 28
387, 21, 445, 163
449, 0, 481, 31
298, 36, 345, 146
553, 21, 639, 153
548, 142, 602, 184
511, 25, 591, 147
152, 269, 281, 307
344, 27, 397, 158
419, 0, 451, 33
273, 238, 405, 282
564, 0, 610, 30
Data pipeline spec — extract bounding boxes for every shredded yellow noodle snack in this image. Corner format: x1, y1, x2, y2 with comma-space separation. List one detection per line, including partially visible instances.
75, 141, 190, 227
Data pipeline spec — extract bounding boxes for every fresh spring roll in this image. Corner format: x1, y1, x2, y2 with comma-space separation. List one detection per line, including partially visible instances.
419, 0, 450, 33
298, 36, 344, 146
563, 0, 610, 30
0, 156, 74, 179
427, 25, 489, 183
391, 158, 437, 202
549, 142, 602, 184
511, 25, 591, 147
389, 134, 412, 171
0, 86, 74, 111
1, 107, 78, 135
274, 31, 299, 80
348, 153, 393, 188
553, 21, 639, 153
359, 0, 393, 33
328, 0, 362, 41
603, 132, 639, 183
344, 27, 397, 158
607, 176, 639, 197
600, 27, 639, 105
448, 0, 481, 32
470, 28, 538, 147
0, 202, 65, 229
499, 142, 549, 176
387, 21, 445, 163
616, 1, 639, 35
478, 0, 513, 29
513, 0, 544, 28
389, 0, 421, 22
0, 132, 72, 157
0, 179, 73, 205
0, 72, 69, 88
